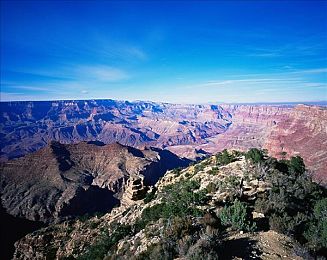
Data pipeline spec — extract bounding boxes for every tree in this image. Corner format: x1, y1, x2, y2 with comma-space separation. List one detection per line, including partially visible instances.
245, 148, 266, 164
289, 156, 305, 175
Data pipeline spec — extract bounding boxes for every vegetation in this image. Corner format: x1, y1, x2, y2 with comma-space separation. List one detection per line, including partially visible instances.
247, 149, 327, 256
304, 198, 327, 253
215, 149, 239, 166
244, 148, 267, 164
143, 188, 156, 204
136, 179, 207, 230
78, 224, 132, 260
220, 199, 256, 232
67, 149, 327, 259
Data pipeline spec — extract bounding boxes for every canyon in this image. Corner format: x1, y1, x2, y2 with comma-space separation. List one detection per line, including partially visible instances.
1, 100, 326, 182
0, 99, 326, 259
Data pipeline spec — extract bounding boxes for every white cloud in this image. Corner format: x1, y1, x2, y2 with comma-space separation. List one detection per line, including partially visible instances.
302, 82, 327, 88
77, 66, 128, 82
199, 78, 303, 87
293, 68, 327, 74
10, 85, 56, 92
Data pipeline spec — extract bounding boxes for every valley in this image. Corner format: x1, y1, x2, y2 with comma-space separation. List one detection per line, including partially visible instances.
1, 100, 326, 182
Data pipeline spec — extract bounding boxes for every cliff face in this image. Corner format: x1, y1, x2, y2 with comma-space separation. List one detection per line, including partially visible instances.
1, 100, 326, 182
0, 100, 232, 161
0, 141, 189, 224
264, 105, 327, 182
169, 104, 327, 182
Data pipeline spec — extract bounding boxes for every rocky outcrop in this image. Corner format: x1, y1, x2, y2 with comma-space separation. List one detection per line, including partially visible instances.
121, 175, 148, 206
0, 141, 188, 224
11, 154, 307, 260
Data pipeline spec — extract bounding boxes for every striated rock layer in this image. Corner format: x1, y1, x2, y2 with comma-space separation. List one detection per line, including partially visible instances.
169, 104, 327, 183
1, 100, 326, 182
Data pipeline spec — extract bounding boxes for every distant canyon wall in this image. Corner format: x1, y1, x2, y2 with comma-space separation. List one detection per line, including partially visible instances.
0, 100, 326, 182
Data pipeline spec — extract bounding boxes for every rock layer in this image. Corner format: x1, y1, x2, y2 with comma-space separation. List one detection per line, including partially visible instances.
1, 100, 326, 182
0, 141, 189, 223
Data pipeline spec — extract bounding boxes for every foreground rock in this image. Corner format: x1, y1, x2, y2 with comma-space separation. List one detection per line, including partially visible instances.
13, 150, 325, 259
0, 141, 189, 224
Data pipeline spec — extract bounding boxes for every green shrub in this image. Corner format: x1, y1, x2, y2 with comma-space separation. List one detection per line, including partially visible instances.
304, 198, 327, 252
245, 148, 266, 164
206, 182, 218, 193
207, 169, 217, 175
220, 199, 256, 232
78, 224, 132, 260
172, 167, 182, 176
164, 216, 196, 239
269, 213, 292, 234
136, 179, 207, 231
254, 197, 270, 215
194, 164, 205, 174
216, 149, 237, 166
144, 188, 156, 203
289, 156, 306, 175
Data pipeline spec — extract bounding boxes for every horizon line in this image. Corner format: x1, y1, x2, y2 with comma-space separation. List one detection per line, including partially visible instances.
0, 97, 326, 106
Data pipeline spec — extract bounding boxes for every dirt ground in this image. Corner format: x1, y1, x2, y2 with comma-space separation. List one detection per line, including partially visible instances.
221, 230, 303, 260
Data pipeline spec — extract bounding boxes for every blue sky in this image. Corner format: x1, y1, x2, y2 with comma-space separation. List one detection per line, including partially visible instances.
1, 1, 326, 103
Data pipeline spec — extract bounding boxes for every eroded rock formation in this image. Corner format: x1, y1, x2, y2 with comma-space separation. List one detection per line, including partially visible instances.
1, 100, 326, 182
0, 141, 188, 223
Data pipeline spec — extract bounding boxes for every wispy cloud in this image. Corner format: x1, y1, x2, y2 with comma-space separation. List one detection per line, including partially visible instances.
293, 68, 327, 74
0, 65, 132, 101
77, 66, 129, 82
199, 77, 303, 87
9, 85, 57, 92
124, 46, 147, 60
1, 65, 130, 89
220, 67, 327, 79
245, 35, 327, 58
247, 51, 282, 58
302, 82, 327, 88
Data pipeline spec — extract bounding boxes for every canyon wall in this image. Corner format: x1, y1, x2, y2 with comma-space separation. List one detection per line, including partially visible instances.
0, 100, 326, 182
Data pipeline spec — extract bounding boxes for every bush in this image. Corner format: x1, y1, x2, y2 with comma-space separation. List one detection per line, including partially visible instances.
216, 149, 237, 166
78, 224, 132, 260
220, 199, 256, 232
289, 156, 306, 175
254, 196, 271, 215
207, 167, 218, 175
194, 164, 205, 174
144, 188, 156, 203
206, 182, 218, 193
304, 198, 327, 253
137, 179, 207, 231
164, 216, 196, 239
137, 242, 176, 260
186, 234, 221, 260
269, 213, 293, 234
245, 148, 266, 164
172, 168, 182, 176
